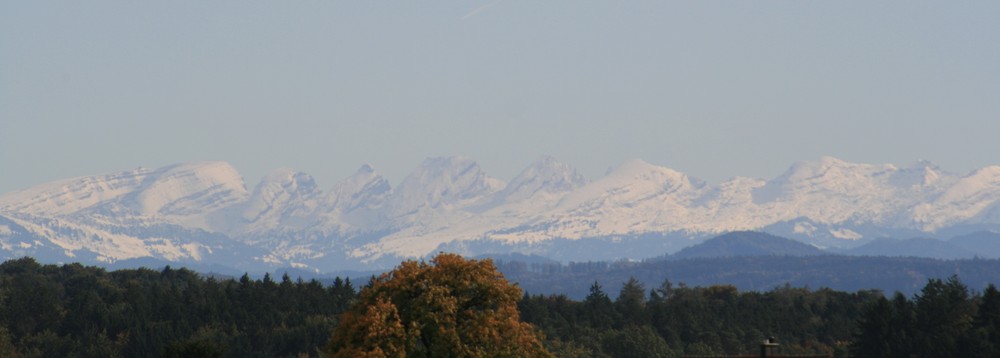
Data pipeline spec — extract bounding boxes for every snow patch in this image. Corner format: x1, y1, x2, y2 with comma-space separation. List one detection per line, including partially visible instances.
829, 228, 862, 240
793, 222, 817, 235
7, 157, 1000, 266
182, 243, 204, 261
289, 262, 318, 273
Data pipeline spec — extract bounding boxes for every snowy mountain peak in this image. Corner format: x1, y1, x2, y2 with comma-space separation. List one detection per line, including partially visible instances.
889, 160, 948, 188
555, 159, 701, 214
7, 157, 1000, 271
0, 161, 249, 222
0, 167, 150, 216
497, 156, 587, 203
260, 168, 319, 195
261, 167, 313, 186
970, 165, 1000, 178
606, 159, 698, 191
818, 155, 847, 166
779, 157, 893, 183
326, 164, 391, 213
387, 156, 504, 216
609, 158, 658, 176
753, 157, 897, 204
123, 161, 249, 217
938, 166, 1000, 202
909, 166, 1000, 231
240, 168, 320, 225
356, 163, 376, 175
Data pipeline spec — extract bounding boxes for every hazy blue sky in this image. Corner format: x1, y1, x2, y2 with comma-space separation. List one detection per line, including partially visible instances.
2, 1, 998, 194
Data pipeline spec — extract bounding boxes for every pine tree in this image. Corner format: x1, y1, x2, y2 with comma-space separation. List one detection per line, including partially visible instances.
971, 284, 1000, 356
583, 281, 617, 329
615, 277, 647, 327
850, 296, 894, 357
913, 276, 976, 357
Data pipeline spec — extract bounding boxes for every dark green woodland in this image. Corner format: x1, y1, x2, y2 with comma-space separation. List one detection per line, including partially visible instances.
1, 256, 999, 357
0, 257, 356, 357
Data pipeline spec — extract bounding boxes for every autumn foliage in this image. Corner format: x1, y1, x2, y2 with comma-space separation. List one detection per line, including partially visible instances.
325, 253, 552, 357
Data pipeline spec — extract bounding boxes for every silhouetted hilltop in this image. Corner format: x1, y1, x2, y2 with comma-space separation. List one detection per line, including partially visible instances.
672, 231, 824, 259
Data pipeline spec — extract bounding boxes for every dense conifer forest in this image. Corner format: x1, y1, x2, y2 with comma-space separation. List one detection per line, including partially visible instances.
0, 257, 356, 357
1, 257, 999, 357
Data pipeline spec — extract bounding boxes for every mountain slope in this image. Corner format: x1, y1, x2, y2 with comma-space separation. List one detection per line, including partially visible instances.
843, 238, 976, 260
949, 231, 1000, 258
672, 231, 824, 259
4, 156, 1000, 271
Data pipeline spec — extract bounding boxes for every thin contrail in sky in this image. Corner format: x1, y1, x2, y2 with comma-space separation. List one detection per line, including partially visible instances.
461, 0, 504, 21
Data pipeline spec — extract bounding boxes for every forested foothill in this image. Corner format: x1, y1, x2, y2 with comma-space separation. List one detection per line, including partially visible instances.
520, 277, 1000, 357
495, 254, 1000, 300
0, 257, 356, 357
488, 231, 1000, 300
1, 256, 1000, 357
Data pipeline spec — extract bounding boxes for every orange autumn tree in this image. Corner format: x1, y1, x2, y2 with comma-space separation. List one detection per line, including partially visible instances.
325, 253, 552, 358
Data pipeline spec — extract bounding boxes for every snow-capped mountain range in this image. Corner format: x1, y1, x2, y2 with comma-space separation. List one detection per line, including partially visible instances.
3, 156, 1000, 272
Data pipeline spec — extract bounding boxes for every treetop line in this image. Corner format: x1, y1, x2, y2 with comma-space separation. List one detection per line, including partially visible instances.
1, 255, 998, 357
